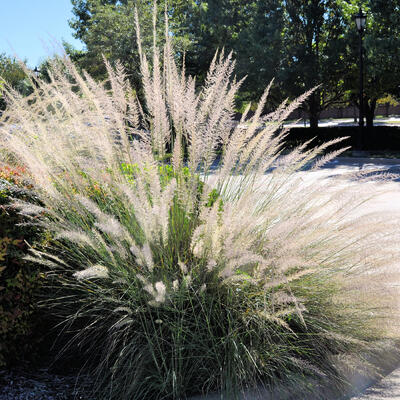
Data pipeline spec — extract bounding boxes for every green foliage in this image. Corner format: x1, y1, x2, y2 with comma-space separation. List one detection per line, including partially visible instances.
69, 0, 284, 109
40, 163, 379, 400
68, 0, 400, 127
121, 162, 193, 189
377, 94, 400, 107
279, 0, 350, 127
0, 54, 32, 110
69, 0, 188, 87
171, 0, 284, 103
342, 0, 400, 126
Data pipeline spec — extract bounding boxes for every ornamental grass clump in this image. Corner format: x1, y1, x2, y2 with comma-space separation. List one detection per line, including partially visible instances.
1, 11, 400, 400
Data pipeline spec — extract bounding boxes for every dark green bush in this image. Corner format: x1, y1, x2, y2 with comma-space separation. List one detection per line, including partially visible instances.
0, 166, 44, 367
286, 126, 400, 151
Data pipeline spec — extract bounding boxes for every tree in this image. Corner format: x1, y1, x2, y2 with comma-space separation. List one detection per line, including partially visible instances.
69, 0, 400, 129
69, 0, 285, 110
70, 0, 144, 85
341, 0, 400, 127
279, 0, 349, 128
0, 54, 32, 111
69, 0, 189, 88
178, 1, 285, 106
235, 1, 284, 104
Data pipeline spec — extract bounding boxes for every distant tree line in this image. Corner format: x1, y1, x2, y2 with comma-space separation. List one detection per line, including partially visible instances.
2, 0, 400, 128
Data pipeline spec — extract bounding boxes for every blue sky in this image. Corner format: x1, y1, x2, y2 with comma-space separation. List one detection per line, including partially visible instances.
0, 0, 84, 68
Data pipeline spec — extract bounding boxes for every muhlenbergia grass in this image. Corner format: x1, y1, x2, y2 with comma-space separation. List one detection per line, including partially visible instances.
1, 8, 399, 400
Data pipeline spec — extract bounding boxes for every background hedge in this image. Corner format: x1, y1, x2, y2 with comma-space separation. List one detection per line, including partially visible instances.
287, 126, 400, 151
286, 126, 400, 151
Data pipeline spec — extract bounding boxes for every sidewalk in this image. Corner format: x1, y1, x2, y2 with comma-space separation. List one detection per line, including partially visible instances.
349, 368, 400, 400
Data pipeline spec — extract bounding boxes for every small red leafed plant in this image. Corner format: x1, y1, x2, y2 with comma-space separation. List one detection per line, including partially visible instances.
0, 165, 28, 186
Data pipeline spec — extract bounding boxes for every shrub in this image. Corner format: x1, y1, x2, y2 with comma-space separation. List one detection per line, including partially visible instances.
286, 126, 400, 151
0, 10, 399, 400
0, 165, 43, 367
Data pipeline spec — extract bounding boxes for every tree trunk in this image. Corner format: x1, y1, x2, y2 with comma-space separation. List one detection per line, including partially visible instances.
309, 114, 319, 129
365, 98, 377, 128
308, 93, 320, 128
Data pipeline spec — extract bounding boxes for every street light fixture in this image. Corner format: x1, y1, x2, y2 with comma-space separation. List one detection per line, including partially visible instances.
33, 66, 41, 78
355, 7, 367, 33
354, 7, 367, 149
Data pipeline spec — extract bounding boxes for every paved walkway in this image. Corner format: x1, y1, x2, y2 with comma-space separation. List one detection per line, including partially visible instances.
349, 368, 400, 400
203, 157, 400, 400
337, 157, 400, 400
292, 157, 400, 400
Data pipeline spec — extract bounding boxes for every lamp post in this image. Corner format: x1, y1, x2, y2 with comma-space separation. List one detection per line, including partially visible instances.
354, 7, 367, 149
33, 67, 41, 78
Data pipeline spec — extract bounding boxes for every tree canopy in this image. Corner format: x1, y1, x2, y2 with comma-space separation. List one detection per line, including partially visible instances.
67, 0, 400, 127
341, 0, 400, 126
0, 0, 388, 126
0, 54, 32, 111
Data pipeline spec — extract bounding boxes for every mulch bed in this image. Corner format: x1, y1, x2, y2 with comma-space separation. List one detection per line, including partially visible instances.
0, 368, 93, 400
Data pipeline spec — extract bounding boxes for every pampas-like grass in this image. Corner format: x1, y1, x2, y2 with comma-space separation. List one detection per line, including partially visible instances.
1, 8, 400, 400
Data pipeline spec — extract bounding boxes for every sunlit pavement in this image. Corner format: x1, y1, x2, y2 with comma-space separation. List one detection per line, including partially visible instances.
300, 157, 400, 215
248, 157, 400, 216
286, 157, 400, 400
328, 158, 400, 400
204, 157, 400, 400
349, 368, 400, 400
